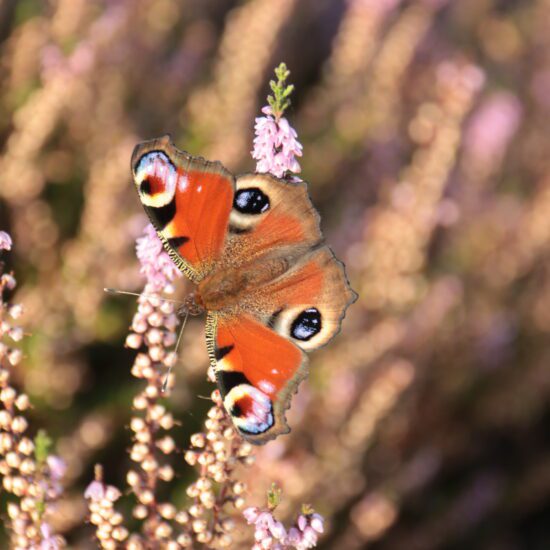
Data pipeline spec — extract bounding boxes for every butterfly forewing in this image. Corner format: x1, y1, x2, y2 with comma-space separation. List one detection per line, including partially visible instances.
132, 135, 235, 282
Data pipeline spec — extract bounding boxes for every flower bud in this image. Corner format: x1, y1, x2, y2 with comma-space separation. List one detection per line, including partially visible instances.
126, 334, 143, 349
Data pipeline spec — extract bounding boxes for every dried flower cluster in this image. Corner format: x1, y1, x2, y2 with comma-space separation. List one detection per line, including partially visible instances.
181, 380, 255, 548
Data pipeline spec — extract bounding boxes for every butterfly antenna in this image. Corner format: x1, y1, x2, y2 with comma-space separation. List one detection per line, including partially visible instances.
104, 288, 184, 305
162, 307, 189, 393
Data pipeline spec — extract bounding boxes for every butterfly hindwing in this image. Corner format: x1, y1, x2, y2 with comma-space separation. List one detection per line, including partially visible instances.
132, 135, 235, 282
206, 244, 355, 443
250, 245, 357, 352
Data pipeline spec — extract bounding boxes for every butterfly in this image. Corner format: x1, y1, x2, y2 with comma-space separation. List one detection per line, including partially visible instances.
131, 135, 356, 444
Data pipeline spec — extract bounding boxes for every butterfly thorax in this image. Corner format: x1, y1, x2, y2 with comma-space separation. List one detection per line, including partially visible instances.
197, 254, 291, 312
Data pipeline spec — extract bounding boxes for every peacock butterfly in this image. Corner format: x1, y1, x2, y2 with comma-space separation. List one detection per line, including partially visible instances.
131, 135, 356, 444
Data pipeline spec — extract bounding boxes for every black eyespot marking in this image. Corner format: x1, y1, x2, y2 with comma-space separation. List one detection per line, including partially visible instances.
215, 345, 234, 361
230, 403, 242, 417
146, 199, 176, 230
234, 188, 270, 215
291, 308, 322, 341
217, 371, 250, 398
167, 236, 189, 249
140, 178, 152, 195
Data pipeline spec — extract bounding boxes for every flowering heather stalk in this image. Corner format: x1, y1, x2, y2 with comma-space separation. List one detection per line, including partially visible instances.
0, 232, 66, 549
123, 224, 184, 544
182, 371, 255, 547
87, 224, 255, 547
84, 465, 128, 548
252, 63, 303, 178
85, 224, 182, 547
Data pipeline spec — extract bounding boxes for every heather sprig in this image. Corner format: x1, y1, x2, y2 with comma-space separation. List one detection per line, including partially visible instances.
252, 64, 303, 178
244, 488, 325, 550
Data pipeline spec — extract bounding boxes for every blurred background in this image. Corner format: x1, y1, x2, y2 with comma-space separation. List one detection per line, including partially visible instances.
1, 0, 549, 548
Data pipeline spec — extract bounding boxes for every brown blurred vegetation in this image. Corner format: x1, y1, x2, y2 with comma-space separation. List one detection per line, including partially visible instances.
0, 0, 549, 548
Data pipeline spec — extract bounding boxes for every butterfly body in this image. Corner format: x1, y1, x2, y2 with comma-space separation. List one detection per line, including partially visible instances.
132, 135, 356, 444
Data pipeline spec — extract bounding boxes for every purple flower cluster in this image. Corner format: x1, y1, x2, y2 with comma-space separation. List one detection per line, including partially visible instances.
244, 506, 324, 550
84, 479, 121, 503
39, 523, 62, 550
464, 92, 522, 166
252, 106, 303, 178
135, 224, 182, 293
0, 231, 12, 251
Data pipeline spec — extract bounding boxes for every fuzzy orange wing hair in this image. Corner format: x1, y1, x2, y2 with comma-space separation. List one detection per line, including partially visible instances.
131, 135, 235, 282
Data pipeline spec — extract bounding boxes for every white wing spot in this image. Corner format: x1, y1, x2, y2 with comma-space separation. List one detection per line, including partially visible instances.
258, 380, 275, 395
178, 174, 189, 192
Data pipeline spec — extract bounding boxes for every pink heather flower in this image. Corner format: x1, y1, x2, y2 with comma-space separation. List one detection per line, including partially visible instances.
0, 231, 12, 251
465, 92, 522, 167
40, 523, 61, 550
105, 486, 122, 502
244, 506, 262, 524
84, 480, 105, 501
309, 514, 324, 534
285, 513, 324, 549
256, 511, 276, 530
47, 456, 67, 481
245, 508, 286, 548
270, 520, 287, 540
254, 527, 269, 542
252, 106, 303, 178
244, 506, 323, 549
301, 527, 318, 547
136, 224, 182, 292
287, 528, 301, 545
